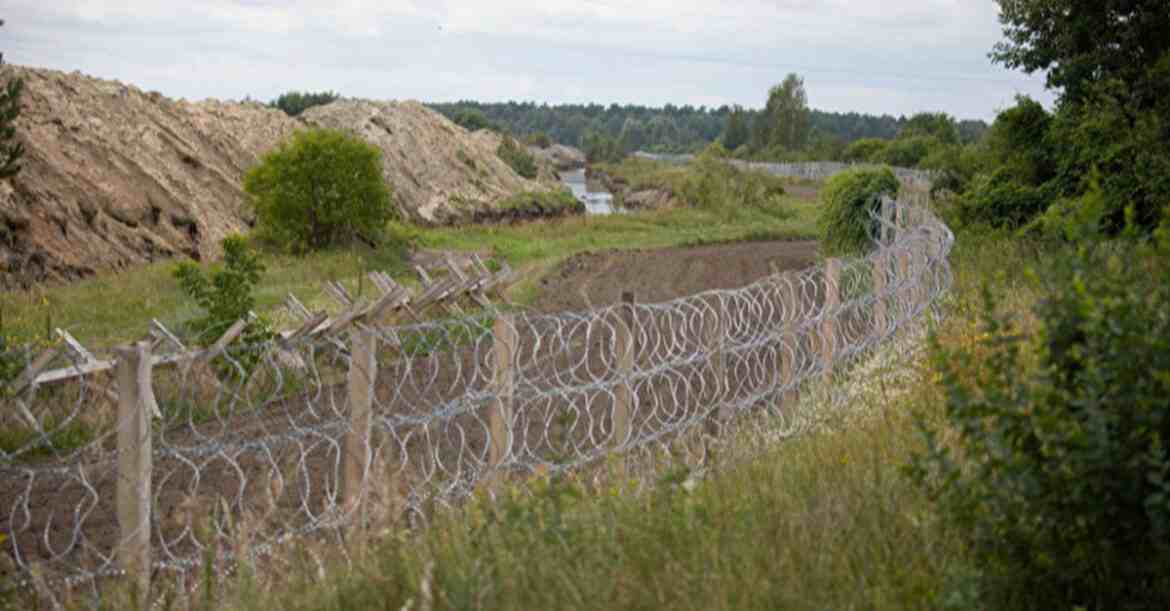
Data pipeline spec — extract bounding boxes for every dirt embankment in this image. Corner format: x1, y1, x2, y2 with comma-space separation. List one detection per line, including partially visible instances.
0, 66, 557, 289
533, 240, 820, 312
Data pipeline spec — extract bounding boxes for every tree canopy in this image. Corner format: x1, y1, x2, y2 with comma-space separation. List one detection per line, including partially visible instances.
993, 0, 1170, 110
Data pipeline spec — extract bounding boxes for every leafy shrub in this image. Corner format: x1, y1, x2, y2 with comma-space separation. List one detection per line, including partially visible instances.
679, 154, 788, 219
817, 167, 899, 257
956, 168, 1052, 229
269, 90, 339, 117
244, 128, 395, 252
910, 238, 1170, 608
173, 235, 273, 347
877, 135, 937, 167
497, 135, 538, 179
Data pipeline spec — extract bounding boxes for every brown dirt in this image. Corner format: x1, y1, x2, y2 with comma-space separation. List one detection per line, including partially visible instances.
0, 65, 559, 289
532, 240, 820, 312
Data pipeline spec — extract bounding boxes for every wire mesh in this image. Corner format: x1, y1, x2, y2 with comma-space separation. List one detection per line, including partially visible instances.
0, 198, 953, 601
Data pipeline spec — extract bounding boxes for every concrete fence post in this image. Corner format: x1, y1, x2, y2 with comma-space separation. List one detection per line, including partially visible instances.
613, 291, 635, 449
822, 259, 841, 382
115, 341, 153, 599
344, 328, 377, 525
488, 314, 517, 485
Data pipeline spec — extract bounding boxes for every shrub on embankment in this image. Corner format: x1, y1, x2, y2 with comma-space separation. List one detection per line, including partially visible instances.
244, 128, 396, 253
816, 167, 900, 257
595, 154, 791, 221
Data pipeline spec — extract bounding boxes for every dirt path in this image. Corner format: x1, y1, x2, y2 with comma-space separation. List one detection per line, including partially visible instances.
532, 240, 820, 312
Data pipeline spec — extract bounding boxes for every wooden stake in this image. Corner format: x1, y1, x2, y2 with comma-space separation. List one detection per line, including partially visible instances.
487, 314, 517, 485
115, 341, 153, 599
344, 328, 377, 522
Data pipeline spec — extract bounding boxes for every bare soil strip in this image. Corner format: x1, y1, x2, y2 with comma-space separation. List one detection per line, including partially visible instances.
533, 240, 820, 312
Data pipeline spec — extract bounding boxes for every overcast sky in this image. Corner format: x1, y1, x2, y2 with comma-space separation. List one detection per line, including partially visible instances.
3, 1, 1055, 121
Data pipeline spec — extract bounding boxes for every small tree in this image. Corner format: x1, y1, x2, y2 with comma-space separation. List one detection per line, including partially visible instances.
173, 235, 271, 345
0, 19, 24, 179
244, 128, 395, 252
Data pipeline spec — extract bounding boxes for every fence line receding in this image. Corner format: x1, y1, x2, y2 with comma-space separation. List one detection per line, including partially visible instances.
0, 196, 953, 600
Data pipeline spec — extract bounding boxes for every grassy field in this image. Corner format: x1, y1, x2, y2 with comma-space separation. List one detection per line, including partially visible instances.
0, 184, 818, 350
205, 231, 1044, 611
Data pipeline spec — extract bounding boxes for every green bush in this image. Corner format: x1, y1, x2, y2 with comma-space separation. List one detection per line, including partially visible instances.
244, 128, 395, 252
842, 138, 887, 163
957, 168, 1052, 229
910, 238, 1170, 608
679, 154, 788, 219
878, 135, 937, 167
816, 167, 899, 257
497, 135, 538, 179
173, 235, 273, 347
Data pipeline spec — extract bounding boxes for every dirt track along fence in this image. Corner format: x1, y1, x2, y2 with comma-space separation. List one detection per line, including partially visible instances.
0, 197, 953, 602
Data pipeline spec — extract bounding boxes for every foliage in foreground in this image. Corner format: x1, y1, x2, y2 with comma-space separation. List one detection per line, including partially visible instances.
817, 167, 900, 257
244, 128, 396, 253
911, 232, 1170, 608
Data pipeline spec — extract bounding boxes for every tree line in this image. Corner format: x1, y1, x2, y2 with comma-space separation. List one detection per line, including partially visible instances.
426, 94, 987, 159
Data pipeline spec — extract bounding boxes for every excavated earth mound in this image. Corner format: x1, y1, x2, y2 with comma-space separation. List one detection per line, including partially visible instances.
0, 66, 556, 289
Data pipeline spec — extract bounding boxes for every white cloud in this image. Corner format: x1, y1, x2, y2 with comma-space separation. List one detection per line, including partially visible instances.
3, 0, 1055, 120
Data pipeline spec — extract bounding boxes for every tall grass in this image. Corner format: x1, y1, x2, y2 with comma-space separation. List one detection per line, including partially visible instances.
212, 231, 1046, 611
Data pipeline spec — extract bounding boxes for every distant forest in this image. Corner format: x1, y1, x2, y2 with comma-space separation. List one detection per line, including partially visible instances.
426, 100, 988, 154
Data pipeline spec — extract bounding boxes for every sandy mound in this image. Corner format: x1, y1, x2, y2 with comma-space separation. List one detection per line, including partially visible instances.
0, 66, 556, 288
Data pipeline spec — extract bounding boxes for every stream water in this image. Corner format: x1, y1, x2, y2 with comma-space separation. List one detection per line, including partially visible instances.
559, 168, 619, 215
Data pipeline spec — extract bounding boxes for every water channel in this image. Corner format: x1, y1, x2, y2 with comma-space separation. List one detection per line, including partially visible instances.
559, 168, 619, 215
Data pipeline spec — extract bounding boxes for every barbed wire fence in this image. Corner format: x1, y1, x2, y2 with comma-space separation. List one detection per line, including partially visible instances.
0, 196, 953, 605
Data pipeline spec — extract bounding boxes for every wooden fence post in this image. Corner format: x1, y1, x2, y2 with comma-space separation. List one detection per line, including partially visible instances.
344, 328, 377, 524
488, 314, 517, 485
613, 291, 635, 448
822, 259, 841, 382
115, 341, 153, 599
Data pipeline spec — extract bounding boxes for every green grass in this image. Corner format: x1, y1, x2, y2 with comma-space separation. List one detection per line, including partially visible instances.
0, 190, 817, 351
208, 229, 1047, 611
